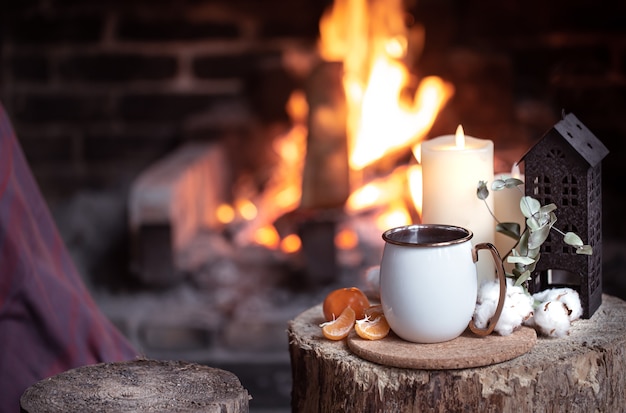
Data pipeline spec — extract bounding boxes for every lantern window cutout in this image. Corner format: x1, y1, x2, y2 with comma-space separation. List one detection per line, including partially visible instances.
520, 113, 609, 319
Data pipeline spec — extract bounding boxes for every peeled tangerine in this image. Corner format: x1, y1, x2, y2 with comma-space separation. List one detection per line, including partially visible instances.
355, 313, 390, 340
323, 287, 370, 321
321, 306, 356, 340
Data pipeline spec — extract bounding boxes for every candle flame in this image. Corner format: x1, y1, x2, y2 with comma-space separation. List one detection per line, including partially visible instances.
455, 124, 465, 149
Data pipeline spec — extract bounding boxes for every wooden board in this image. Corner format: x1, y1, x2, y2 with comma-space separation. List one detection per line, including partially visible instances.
347, 326, 537, 370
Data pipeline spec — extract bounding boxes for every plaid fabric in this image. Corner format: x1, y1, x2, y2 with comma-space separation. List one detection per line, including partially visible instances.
0, 103, 138, 412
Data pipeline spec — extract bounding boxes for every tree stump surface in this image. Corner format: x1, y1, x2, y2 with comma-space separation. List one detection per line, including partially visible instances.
20, 359, 250, 413
288, 294, 626, 413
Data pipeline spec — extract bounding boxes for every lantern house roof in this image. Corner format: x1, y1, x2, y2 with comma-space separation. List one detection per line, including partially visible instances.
520, 112, 609, 168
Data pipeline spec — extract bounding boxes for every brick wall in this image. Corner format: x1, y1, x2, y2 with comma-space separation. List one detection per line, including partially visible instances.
1, 0, 626, 267
0, 0, 326, 202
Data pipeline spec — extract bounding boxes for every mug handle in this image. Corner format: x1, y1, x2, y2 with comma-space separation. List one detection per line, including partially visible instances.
468, 242, 506, 337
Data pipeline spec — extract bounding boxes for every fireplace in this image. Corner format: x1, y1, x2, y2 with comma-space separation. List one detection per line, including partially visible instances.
2, 0, 626, 411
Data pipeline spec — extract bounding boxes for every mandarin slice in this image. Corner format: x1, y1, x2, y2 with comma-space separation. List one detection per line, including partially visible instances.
355, 314, 390, 340
321, 306, 356, 340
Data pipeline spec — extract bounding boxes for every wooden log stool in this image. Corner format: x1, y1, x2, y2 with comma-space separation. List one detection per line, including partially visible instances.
288, 294, 626, 412
20, 359, 250, 413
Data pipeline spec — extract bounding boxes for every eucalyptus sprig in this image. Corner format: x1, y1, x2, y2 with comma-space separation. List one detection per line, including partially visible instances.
477, 177, 592, 287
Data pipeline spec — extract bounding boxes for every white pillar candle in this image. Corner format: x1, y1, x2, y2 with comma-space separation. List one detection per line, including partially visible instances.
421, 125, 495, 285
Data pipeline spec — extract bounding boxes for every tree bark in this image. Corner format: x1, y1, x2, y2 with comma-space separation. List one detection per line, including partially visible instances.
21, 359, 250, 413
288, 294, 626, 413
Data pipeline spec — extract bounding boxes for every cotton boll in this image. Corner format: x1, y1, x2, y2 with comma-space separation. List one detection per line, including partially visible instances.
494, 284, 534, 336
532, 288, 582, 322
472, 280, 501, 330
531, 288, 557, 303
477, 279, 502, 302
554, 289, 582, 322
473, 299, 498, 330
473, 279, 534, 336
493, 306, 521, 336
533, 300, 572, 338
532, 287, 571, 303
523, 313, 537, 329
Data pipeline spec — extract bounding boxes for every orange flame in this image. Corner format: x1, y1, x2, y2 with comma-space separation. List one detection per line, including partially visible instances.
407, 164, 423, 218
225, 91, 308, 249
351, 68, 453, 170
318, 0, 453, 230
319, 0, 453, 173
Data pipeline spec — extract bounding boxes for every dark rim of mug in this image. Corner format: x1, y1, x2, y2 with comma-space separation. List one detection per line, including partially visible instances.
382, 224, 473, 247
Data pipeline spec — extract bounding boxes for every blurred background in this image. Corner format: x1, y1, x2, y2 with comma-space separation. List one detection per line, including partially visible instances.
2, 1, 626, 411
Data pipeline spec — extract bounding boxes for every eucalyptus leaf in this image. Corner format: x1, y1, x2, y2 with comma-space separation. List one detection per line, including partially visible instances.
514, 262, 526, 272
514, 270, 531, 286
520, 196, 540, 218
526, 215, 546, 231
477, 181, 489, 200
549, 211, 558, 227
504, 177, 524, 188
528, 249, 540, 261
491, 179, 506, 191
518, 231, 530, 256
564, 232, 583, 247
528, 224, 551, 249
496, 222, 521, 240
534, 209, 553, 228
526, 256, 539, 273
539, 203, 557, 214
576, 245, 593, 255
507, 255, 535, 265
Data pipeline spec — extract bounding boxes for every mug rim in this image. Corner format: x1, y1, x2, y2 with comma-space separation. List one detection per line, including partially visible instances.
382, 224, 473, 247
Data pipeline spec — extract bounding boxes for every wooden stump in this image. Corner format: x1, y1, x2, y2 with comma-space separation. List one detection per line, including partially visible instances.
20, 359, 250, 413
288, 294, 626, 412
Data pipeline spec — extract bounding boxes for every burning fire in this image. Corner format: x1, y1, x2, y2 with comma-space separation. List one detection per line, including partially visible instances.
219, 91, 308, 251
323, 0, 453, 222
319, 0, 454, 173
217, 0, 453, 254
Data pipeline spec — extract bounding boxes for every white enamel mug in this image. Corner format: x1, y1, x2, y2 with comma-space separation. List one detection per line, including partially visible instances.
380, 224, 506, 343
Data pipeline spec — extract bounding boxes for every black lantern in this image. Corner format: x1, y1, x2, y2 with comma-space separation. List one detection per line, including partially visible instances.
520, 113, 609, 319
